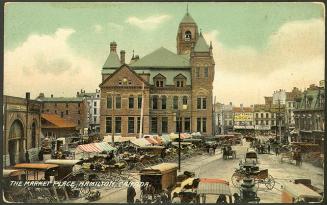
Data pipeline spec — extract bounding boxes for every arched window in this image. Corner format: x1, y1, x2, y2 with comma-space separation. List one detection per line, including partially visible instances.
152, 96, 158, 110
185, 31, 192, 41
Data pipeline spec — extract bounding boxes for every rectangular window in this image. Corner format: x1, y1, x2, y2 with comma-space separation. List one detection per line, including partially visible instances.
266, 113, 269, 118
196, 67, 200, 78
61, 112, 64, 118
181, 81, 184, 87
93, 117, 96, 123
160, 81, 163, 87
162, 117, 168, 133
152, 96, 158, 109
115, 117, 121, 133
151, 117, 158, 133
66, 110, 69, 115
184, 117, 190, 133
204, 67, 208, 78
183, 96, 188, 105
106, 117, 112, 133
94, 101, 97, 107
197, 118, 201, 132
197, 98, 201, 109
55, 110, 57, 114
129, 97, 134, 109
266, 120, 269, 125
156, 81, 160, 87
116, 96, 121, 109
202, 98, 207, 109
256, 120, 258, 125
256, 113, 258, 118
107, 96, 112, 109
162, 97, 167, 109
173, 96, 178, 110
177, 81, 180, 87
261, 113, 264, 118
202, 118, 207, 132
128, 117, 135, 133
138, 96, 142, 109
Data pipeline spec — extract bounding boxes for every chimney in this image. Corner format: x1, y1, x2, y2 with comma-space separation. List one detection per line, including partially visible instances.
26, 92, 30, 100
110, 41, 117, 53
38, 93, 45, 98
120, 50, 125, 64
77, 91, 80, 96
229, 102, 232, 106
51, 94, 53, 98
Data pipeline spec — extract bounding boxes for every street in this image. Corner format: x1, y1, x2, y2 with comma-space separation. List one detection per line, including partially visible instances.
68, 138, 324, 203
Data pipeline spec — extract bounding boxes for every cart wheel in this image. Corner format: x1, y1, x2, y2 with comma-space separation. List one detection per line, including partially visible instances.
264, 175, 275, 190
231, 172, 243, 188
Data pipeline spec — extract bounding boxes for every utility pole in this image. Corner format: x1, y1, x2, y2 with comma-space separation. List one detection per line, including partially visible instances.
278, 99, 282, 144
25, 92, 30, 163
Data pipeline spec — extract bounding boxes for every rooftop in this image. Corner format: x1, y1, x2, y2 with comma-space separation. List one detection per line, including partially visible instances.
41, 114, 77, 128
130, 47, 191, 68
103, 52, 121, 69
194, 34, 210, 52
180, 12, 196, 24
37, 97, 84, 102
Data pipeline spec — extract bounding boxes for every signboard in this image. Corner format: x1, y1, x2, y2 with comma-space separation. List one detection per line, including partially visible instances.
234, 125, 255, 129
7, 104, 27, 111
255, 125, 271, 130
234, 112, 253, 122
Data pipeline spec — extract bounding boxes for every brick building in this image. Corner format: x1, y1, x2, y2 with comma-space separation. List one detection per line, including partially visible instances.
100, 11, 214, 137
36, 93, 88, 135
3, 93, 42, 166
293, 82, 325, 148
233, 105, 254, 135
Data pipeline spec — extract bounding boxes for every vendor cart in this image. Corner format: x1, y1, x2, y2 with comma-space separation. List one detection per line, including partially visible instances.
139, 163, 178, 202
196, 178, 233, 203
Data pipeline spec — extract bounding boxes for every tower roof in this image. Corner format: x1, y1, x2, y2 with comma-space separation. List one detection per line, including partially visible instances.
103, 52, 121, 69
194, 34, 210, 52
130, 47, 190, 68
180, 12, 196, 24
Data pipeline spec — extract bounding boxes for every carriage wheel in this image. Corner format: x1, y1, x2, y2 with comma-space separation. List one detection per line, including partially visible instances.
231, 172, 243, 188
264, 175, 275, 190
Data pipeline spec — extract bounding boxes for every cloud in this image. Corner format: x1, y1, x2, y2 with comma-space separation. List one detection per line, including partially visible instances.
94, 24, 103, 33
108, 22, 124, 32
125, 14, 171, 30
4, 28, 101, 98
203, 18, 324, 106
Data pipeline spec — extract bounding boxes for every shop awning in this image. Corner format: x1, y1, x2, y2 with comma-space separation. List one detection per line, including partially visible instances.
130, 138, 151, 147
197, 178, 231, 196
144, 135, 160, 145
103, 135, 136, 143
76, 142, 116, 153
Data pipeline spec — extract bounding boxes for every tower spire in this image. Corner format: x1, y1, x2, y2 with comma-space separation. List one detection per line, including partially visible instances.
186, 3, 189, 14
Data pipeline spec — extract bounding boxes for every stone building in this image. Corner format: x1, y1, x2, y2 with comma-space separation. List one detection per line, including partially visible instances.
293, 83, 325, 149
215, 102, 234, 134
100, 11, 214, 137
36, 93, 88, 135
77, 89, 101, 133
3, 93, 42, 166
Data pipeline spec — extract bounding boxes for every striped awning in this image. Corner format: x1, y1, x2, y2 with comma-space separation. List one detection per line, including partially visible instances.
76, 142, 116, 153
144, 135, 160, 145
197, 178, 231, 195
130, 138, 151, 147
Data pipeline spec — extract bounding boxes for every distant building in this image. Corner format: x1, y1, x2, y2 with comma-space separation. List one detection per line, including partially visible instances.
253, 104, 274, 133
36, 93, 88, 135
41, 113, 77, 139
77, 89, 101, 133
293, 82, 324, 150
3, 93, 42, 166
233, 104, 254, 135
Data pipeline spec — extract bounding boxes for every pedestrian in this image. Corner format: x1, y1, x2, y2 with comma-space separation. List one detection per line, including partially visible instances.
275, 146, 279, 156
171, 192, 181, 203
267, 144, 270, 154
25, 151, 30, 163
38, 147, 44, 161
233, 193, 241, 204
127, 181, 136, 204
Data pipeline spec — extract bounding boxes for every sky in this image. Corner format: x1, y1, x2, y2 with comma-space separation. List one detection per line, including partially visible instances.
3, 2, 325, 106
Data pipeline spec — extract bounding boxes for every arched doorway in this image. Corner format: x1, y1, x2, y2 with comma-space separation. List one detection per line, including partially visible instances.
31, 122, 36, 148
8, 120, 24, 166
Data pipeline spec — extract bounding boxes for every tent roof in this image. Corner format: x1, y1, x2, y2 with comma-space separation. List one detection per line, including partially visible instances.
41, 114, 76, 128
76, 142, 116, 153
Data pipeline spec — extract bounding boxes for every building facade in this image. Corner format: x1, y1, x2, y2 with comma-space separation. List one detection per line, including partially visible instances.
100, 11, 215, 137
3, 93, 42, 166
293, 83, 325, 150
36, 93, 88, 135
233, 105, 254, 135
77, 89, 101, 133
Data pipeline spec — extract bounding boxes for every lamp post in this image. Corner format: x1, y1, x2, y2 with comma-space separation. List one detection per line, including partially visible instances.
176, 104, 187, 171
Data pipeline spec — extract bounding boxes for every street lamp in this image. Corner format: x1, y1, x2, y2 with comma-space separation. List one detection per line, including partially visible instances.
175, 104, 188, 171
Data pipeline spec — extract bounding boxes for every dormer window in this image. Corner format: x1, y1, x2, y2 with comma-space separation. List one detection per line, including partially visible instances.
153, 73, 166, 87
185, 31, 192, 41
174, 74, 187, 88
